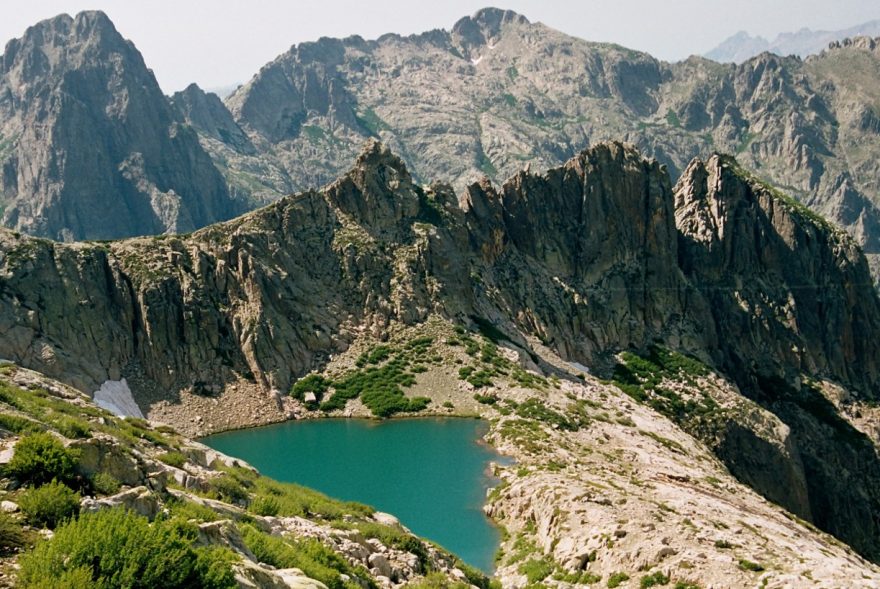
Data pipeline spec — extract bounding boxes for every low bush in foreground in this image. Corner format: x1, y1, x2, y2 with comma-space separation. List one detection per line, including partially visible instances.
240, 524, 370, 589
18, 480, 80, 529
18, 508, 237, 589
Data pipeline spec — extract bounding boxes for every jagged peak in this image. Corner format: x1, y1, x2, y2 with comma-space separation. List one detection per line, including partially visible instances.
677, 152, 847, 239
451, 7, 529, 55
1, 9, 129, 74
469, 7, 529, 28
181, 82, 205, 95
351, 139, 411, 179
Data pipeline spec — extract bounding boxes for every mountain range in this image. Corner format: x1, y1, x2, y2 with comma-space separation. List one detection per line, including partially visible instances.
706, 19, 880, 63
4, 136, 880, 585
4, 7, 880, 588
6, 8, 880, 281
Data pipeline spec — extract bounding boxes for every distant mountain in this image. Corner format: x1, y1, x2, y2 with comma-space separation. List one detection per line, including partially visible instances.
178, 8, 880, 277
706, 19, 880, 63
0, 11, 242, 241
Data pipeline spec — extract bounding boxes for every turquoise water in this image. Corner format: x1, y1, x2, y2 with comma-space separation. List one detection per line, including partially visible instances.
202, 418, 503, 572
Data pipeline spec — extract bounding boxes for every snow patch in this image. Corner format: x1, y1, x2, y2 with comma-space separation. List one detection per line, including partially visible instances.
568, 361, 591, 375
93, 379, 144, 419
471, 55, 483, 65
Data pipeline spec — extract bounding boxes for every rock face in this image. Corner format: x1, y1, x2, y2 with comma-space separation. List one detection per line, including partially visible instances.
170, 84, 254, 155
196, 8, 880, 278
0, 11, 240, 241
1, 141, 878, 399
3, 140, 880, 560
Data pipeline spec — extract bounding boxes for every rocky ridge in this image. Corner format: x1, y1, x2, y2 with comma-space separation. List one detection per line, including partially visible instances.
176, 8, 880, 278
2, 140, 880, 579
0, 11, 241, 240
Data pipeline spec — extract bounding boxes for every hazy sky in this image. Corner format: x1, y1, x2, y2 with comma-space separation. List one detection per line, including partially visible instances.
2, 0, 879, 92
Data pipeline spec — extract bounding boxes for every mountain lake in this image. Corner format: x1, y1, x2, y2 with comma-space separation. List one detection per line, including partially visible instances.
202, 417, 505, 572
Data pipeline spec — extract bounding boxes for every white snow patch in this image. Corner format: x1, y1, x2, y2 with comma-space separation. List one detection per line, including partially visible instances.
471, 55, 483, 65
568, 361, 591, 375
93, 379, 144, 419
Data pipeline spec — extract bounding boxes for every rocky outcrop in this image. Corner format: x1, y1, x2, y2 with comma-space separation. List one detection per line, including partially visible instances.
0, 11, 241, 241
675, 154, 880, 395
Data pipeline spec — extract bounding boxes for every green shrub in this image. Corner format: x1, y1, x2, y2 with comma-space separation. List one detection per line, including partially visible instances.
18, 480, 80, 528
91, 472, 121, 495
6, 432, 80, 486
608, 572, 631, 588
158, 451, 187, 468
239, 525, 366, 589
55, 417, 91, 439
738, 559, 764, 572
640, 571, 670, 587
519, 557, 554, 584
194, 546, 239, 589
250, 495, 280, 516
474, 393, 497, 405
166, 497, 220, 523
515, 398, 576, 431
466, 369, 494, 388
554, 570, 601, 584
355, 521, 430, 571
18, 508, 237, 589
0, 511, 27, 555
290, 374, 331, 402
406, 572, 471, 589
208, 473, 250, 505
0, 413, 41, 434
250, 476, 371, 521
320, 353, 424, 417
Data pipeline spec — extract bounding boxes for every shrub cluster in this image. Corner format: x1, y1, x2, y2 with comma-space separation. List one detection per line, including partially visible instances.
18, 480, 80, 528
315, 339, 435, 417
18, 508, 237, 588
6, 432, 80, 487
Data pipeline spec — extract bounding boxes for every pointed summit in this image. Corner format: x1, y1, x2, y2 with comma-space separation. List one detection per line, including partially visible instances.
451, 7, 529, 57
0, 11, 240, 240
